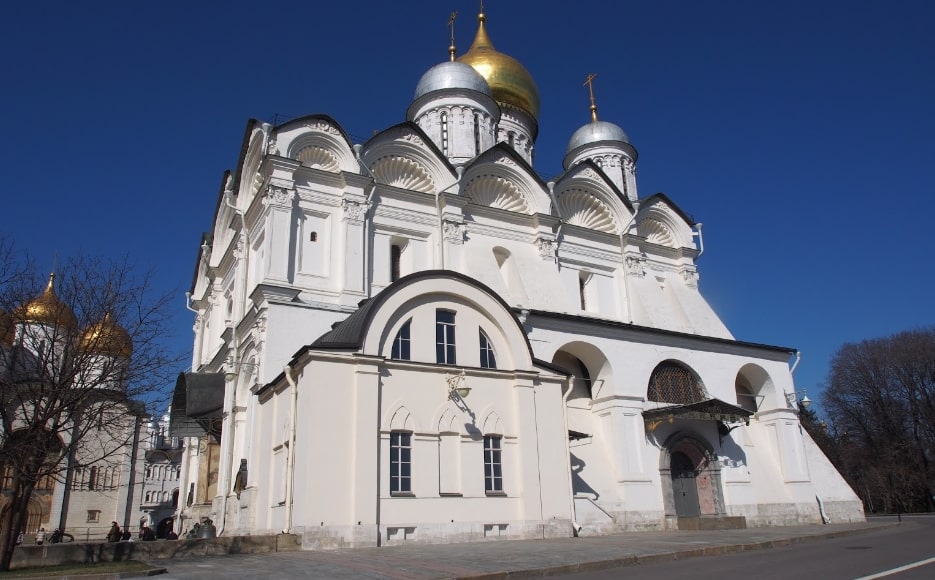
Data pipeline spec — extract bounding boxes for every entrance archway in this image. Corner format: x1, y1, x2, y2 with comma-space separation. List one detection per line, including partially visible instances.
671, 451, 700, 516
659, 434, 726, 520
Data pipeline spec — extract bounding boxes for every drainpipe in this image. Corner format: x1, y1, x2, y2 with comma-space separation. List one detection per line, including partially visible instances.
353, 144, 378, 297
434, 167, 464, 270
560, 375, 580, 536
790, 351, 802, 374
619, 202, 640, 324
693, 222, 705, 259
283, 364, 299, 533
544, 181, 562, 267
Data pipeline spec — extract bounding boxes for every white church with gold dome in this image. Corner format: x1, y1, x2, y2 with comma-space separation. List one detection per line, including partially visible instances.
172, 9, 863, 547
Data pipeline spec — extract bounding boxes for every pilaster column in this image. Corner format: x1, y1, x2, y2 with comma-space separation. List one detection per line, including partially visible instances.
262, 185, 296, 283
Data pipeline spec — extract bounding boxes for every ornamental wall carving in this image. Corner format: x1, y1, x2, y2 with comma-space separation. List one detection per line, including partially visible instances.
305, 120, 342, 136
626, 255, 647, 278
443, 220, 466, 244
263, 186, 294, 208
680, 269, 699, 288
342, 199, 370, 223
536, 237, 556, 260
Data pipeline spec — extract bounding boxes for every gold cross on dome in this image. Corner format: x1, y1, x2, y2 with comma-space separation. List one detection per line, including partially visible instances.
583, 73, 599, 121
447, 11, 458, 60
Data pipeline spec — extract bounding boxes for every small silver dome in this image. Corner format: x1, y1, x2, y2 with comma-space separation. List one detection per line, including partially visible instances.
566, 120, 630, 154
414, 61, 491, 100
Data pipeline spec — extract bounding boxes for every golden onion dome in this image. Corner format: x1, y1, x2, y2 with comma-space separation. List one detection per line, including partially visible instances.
81, 313, 133, 358
457, 11, 540, 119
1, 309, 14, 346
17, 273, 78, 328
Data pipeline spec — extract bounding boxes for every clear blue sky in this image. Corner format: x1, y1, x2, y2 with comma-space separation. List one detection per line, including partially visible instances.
3, 1, 933, 410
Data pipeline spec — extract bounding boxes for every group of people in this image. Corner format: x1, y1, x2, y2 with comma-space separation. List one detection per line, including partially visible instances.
106, 521, 177, 542
14, 521, 180, 546
15, 528, 70, 545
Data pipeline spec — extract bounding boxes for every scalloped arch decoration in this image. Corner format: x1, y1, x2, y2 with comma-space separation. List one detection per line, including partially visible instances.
557, 189, 618, 233
295, 146, 340, 172
371, 156, 435, 193
465, 175, 530, 214
638, 217, 677, 247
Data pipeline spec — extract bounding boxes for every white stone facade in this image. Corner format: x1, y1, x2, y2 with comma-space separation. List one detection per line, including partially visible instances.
173, 11, 863, 549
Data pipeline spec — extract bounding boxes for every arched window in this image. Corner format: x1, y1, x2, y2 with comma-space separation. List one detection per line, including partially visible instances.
648, 362, 705, 404
735, 377, 758, 412
479, 330, 497, 369
391, 320, 411, 361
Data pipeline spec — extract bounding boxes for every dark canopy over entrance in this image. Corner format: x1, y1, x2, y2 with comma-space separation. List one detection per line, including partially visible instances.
169, 372, 225, 440
644, 398, 753, 431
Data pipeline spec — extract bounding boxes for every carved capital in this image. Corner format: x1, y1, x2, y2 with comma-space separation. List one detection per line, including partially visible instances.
262, 185, 293, 207
625, 255, 647, 278
680, 268, 699, 288
536, 237, 556, 260
443, 220, 466, 244
342, 199, 369, 223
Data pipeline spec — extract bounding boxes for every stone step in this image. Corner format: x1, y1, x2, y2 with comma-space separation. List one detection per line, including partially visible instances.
677, 516, 747, 531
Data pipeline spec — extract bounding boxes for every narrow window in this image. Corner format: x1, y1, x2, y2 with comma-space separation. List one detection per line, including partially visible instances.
579, 275, 587, 310
484, 435, 503, 494
88, 466, 98, 491
474, 112, 480, 153
479, 330, 497, 369
391, 320, 411, 360
389, 431, 412, 494
390, 244, 402, 282
441, 111, 449, 156
436, 310, 456, 365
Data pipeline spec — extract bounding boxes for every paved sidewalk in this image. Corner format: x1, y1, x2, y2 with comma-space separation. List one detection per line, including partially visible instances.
155, 520, 897, 579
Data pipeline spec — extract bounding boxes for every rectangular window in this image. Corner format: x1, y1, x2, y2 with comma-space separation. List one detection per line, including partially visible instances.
390, 431, 412, 494
484, 435, 503, 494
87, 510, 100, 523
391, 320, 411, 360
436, 310, 456, 365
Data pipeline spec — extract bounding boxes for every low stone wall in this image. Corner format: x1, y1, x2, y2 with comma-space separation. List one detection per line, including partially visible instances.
10, 534, 301, 570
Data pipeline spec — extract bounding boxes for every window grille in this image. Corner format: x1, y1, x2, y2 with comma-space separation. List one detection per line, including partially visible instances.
648, 362, 704, 404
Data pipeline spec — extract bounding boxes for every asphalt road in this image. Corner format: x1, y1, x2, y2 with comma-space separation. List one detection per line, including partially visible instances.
563, 515, 935, 579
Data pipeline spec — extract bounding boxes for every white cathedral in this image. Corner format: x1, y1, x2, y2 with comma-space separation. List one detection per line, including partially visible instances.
171, 9, 863, 548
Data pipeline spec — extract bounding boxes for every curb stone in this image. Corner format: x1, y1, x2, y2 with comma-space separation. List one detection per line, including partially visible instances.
457, 523, 900, 579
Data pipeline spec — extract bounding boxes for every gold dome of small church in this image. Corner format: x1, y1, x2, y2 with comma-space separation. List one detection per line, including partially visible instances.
16, 273, 78, 328
81, 312, 133, 358
458, 10, 540, 119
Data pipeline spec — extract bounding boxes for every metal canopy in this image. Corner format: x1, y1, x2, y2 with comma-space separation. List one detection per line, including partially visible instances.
169, 372, 225, 440
643, 398, 753, 430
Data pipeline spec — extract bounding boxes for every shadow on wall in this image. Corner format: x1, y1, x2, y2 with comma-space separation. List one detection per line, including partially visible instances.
717, 428, 748, 470
570, 452, 599, 499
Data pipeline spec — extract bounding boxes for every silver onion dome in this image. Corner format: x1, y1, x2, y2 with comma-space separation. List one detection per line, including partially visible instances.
414, 61, 492, 100
566, 120, 630, 155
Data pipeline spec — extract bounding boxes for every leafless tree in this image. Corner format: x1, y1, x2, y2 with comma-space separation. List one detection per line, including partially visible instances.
819, 327, 935, 514
0, 242, 180, 570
